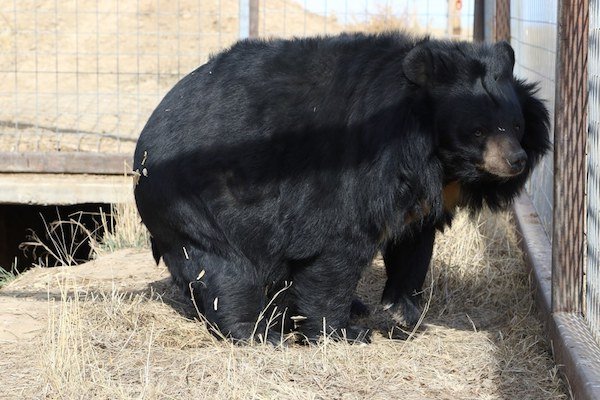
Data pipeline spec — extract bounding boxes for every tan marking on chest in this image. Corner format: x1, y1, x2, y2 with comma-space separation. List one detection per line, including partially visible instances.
443, 181, 462, 212
403, 200, 432, 225
397, 181, 462, 231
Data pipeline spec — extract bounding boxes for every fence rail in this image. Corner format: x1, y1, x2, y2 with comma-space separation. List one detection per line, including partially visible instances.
511, 0, 557, 239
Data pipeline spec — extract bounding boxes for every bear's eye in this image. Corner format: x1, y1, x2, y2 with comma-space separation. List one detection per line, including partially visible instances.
514, 123, 521, 131
473, 129, 484, 137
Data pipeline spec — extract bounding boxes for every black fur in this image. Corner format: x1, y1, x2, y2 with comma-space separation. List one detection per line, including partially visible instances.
133, 32, 550, 343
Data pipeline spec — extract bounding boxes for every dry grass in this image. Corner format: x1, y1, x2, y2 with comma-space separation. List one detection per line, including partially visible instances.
19, 209, 99, 267
17, 199, 148, 267
0, 210, 568, 399
97, 202, 150, 255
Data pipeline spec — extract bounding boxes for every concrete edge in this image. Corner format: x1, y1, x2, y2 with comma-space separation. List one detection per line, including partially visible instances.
513, 193, 600, 400
513, 193, 553, 317
550, 312, 600, 400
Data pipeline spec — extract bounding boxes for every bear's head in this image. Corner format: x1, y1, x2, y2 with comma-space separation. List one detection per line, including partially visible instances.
403, 40, 551, 210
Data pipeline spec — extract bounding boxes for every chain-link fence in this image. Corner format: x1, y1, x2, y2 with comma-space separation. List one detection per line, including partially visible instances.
508, 0, 600, 395
0, 0, 241, 155
588, 0, 600, 344
0, 0, 474, 159
510, 0, 557, 239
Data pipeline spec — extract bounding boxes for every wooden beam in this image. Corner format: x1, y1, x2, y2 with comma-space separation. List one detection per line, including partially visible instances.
473, 0, 485, 42
0, 152, 133, 175
249, 0, 259, 38
552, 0, 589, 313
494, 0, 511, 42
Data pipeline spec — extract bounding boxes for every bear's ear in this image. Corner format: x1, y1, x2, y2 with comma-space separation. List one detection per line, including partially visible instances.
491, 41, 515, 79
403, 43, 459, 87
403, 45, 434, 86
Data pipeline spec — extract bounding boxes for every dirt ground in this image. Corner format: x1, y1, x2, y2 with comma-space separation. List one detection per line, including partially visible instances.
0, 211, 569, 399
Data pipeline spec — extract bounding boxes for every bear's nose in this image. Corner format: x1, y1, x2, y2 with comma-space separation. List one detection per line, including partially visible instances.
506, 150, 527, 173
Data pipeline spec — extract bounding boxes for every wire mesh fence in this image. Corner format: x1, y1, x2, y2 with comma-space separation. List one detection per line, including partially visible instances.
256, 0, 474, 39
587, 0, 600, 343
0, 0, 474, 156
0, 0, 241, 154
510, 0, 557, 239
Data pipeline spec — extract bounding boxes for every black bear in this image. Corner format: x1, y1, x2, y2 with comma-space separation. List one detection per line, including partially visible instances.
133, 32, 550, 344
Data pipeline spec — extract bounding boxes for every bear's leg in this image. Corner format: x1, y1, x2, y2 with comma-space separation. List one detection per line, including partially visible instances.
289, 253, 371, 343
350, 297, 370, 317
381, 225, 436, 327
165, 248, 284, 345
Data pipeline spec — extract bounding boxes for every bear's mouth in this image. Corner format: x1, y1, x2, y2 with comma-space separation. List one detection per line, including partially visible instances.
476, 162, 525, 178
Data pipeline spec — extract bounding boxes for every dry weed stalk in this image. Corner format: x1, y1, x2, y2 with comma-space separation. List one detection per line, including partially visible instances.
18, 199, 149, 269
43, 280, 98, 396
98, 201, 149, 254
20, 210, 100, 267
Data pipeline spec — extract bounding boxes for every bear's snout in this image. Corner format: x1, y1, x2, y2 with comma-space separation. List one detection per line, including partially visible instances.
505, 149, 527, 174
481, 135, 527, 177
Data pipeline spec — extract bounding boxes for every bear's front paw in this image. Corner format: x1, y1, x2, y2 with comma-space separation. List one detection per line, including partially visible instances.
382, 295, 423, 328
336, 325, 372, 344
301, 325, 372, 344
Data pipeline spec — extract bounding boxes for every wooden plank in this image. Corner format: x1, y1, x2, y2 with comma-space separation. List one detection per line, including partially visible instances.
552, 0, 589, 314
0, 152, 133, 175
0, 173, 133, 205
494, 0, 510, 42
